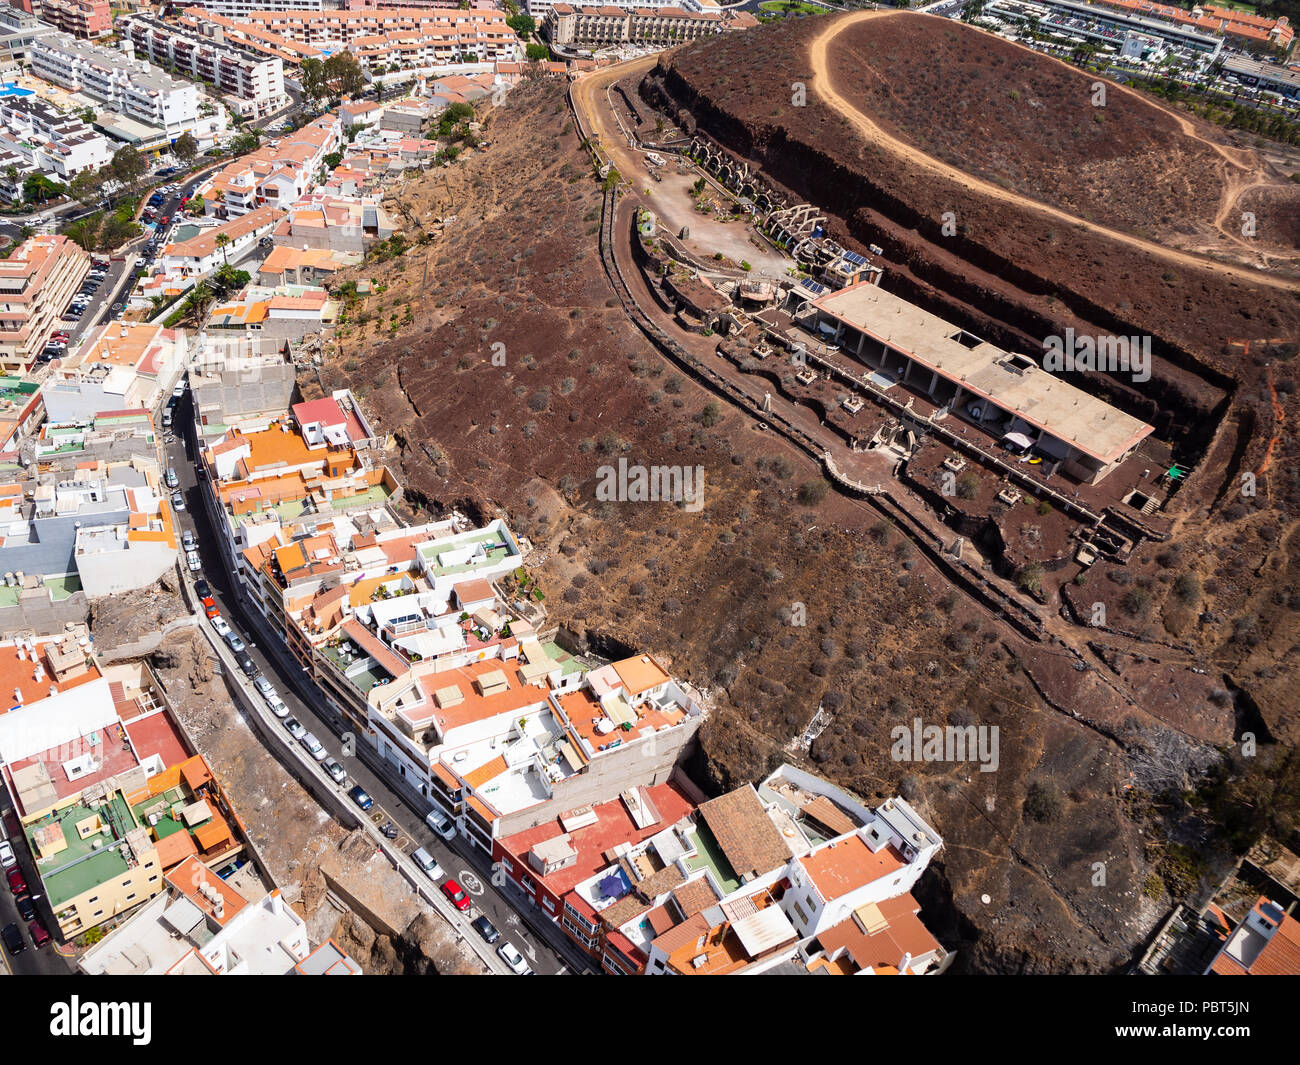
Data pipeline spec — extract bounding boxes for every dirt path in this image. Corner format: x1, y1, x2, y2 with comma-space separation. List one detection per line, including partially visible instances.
808, 11, 1297, 291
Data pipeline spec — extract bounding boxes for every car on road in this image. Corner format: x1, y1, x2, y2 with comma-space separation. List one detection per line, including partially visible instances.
2, 923, 24, 956
283, 717, 306, 741
441, 879, 470, 912
323, 758, 346, 783
254, 675, 274, 698
27, 918, 50, 949
7, 867, 27, 894
181, 529, 196, 550
172, 491, 185, 511
194, 578, 211, 598
347, 785, 372, 811
472, 915, 500, 944
166, 467, 179, 489
224, 631, 246, 654
186, 549, 201, 572
15, 894, 36, 921
497, 941, 532, 975
200, 594, 215, 611
300, 732, 327, 760
412, 847, 443, 880
172, 380, 184, 398
0, 841, 13, 868
235, 652, 256, 676
265, 692, 288, 717
211, 615, 231, 637
160, 215, 171, 226
204, 602, 220, 620
425, 809, 456, 841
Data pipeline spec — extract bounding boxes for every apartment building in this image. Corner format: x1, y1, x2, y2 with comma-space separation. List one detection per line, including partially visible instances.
38, 0, 111, 39
1090, 0, 1294, 53
79, 856, 360, 974
41, 322, 186, 422
0, 234, 87, 373
256, 244, 362, 286
543, 4, 744, 49
29, 31, 201, 136
189, 0, 326, 18
118, 15, 287, 118
271, 193, 396, 253
0, 653, 247, 939
0, 95, 112, 204
185, 7, 518, 70
161, 204, 287, 277
496, 763, 951, 975
0, 7, 54, 74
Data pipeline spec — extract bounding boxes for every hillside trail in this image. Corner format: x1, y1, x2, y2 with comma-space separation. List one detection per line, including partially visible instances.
807, 10, 1298, 291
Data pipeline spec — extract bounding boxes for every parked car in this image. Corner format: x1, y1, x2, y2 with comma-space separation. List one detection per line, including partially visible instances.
210, 615, 231, 637
172, 380, 185, 398
253, 674, 274, 698
27, 918, 50, 949
194, 578, 211, 598
266, 694, 289, 718
348, 785, 372, 811
172, 491, 185, 511
425, 809, 456, 841
7, 867, 27, 894
235, 653, 256, 676
283, 717, 306, 741
412, 847, 443, 880
181, 529, 196, 550
299, 732, 327, 761
14, 894, 36, 921
224, 631, 246, 655
323, 758, 346, 783
2, 922, 24, 956
204, 602, 220, 620
472, 915, 500, 944
166, 467, 179, 489
0, 841, 13, 868
441, 879, 470, 912
186, 549, 201, 572
497, 941, 532, 975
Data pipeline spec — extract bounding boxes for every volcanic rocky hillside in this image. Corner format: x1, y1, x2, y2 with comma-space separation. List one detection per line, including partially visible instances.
641, 14, 1300, 453
320, 75, 1298, 973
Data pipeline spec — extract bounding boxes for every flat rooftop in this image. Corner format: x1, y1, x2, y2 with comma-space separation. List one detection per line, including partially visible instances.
813, 284, 1153, 465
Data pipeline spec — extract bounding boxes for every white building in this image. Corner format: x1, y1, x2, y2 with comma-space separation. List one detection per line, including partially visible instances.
30, 31, 202, 137
0, 95, 112, 203
118, 15, 287, 119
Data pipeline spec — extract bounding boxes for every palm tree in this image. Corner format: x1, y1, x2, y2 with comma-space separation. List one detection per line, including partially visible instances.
215, 232, 231, 266
180, 281, 213, 326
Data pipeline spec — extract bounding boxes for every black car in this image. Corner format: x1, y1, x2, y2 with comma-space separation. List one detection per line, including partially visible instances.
236, 653, 256, 676
472, 915, 500, 944
14, 894, 35, 921
2, 922, 24, 956
194, 579, 211, 599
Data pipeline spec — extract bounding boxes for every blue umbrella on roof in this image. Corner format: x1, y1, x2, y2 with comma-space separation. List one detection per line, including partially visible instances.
600, 875, 623, 898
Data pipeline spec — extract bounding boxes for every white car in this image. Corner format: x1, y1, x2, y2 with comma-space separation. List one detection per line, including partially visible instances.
0, 841, 14, 869
425, 809, 456, 841
172, 492, 185, 512
211, 615, 231, 637
497, 942, 532, 975
412, 847, 443, 880
186, 549, 201, 572
266, 694, 289, 718
299, 732, 327, 761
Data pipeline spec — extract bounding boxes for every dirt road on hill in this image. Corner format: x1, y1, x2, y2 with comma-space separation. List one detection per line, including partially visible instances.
809, 10, 1296, 290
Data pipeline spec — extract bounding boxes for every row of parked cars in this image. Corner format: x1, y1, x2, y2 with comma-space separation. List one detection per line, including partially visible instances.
183, 515, 535, 974
1, 834, 51, 955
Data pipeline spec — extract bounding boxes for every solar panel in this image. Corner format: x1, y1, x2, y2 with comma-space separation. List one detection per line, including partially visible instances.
842, 251, 868, 265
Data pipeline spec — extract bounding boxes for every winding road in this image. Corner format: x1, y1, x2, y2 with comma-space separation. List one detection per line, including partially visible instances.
808, 10, 1297, 290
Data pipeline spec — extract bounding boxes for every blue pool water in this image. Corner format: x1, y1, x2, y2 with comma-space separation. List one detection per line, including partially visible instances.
0, 84, 33, 98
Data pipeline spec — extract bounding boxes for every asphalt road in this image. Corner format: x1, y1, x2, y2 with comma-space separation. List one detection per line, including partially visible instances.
0, 804, 74, 975
164, 394, 592, 974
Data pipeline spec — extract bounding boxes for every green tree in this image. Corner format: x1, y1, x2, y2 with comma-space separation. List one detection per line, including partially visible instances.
68, 168, 102, 207
506, 13, 536, 35
525, 42, 550, 62
230, 130, 261, 156
111, 145, 147, 194
22, 173, 65, 203
179, 281, 214, 326
299, 57, 327, 104
63, 213, 103, 252
173, 132, 199, 167
324, 51, 367, 101
215, 232, 231, 267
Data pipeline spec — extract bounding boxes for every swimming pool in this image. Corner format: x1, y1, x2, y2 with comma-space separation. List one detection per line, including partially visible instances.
0, 84, 33, 98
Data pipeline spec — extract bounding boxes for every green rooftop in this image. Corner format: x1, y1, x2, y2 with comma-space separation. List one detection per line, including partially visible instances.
684, 824, 741, 896
30, 796, 139, 908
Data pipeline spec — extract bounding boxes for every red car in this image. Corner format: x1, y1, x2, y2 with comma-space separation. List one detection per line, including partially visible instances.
159, 215, 170, 225
441, 879, 470, 912
204, 602, 219, 620
7, 867, 26, 895
28, 918, 50, 948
